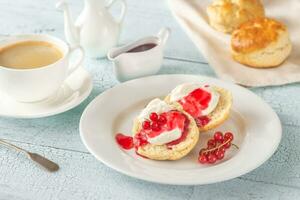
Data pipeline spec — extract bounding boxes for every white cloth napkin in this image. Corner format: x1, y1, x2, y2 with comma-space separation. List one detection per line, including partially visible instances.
168, 0, 300, 87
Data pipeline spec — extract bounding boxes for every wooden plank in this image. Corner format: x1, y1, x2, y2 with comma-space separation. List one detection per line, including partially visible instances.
243, 125, 300, 188
1, 141, 300, 200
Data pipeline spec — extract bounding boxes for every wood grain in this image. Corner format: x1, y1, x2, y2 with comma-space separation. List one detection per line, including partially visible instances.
0, 0, 299, 199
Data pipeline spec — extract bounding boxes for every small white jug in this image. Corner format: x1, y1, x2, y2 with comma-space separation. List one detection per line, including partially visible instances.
107, 28, 171, 82
56, 0, 126, 58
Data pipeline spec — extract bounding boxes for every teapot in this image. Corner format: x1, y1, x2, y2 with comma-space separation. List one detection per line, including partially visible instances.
56, 0, 126, 58
107, 28, 171, 82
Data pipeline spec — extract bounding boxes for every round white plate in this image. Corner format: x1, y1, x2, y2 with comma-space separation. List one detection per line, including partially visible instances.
80, 74, 281, 185
0, 67, 92, 118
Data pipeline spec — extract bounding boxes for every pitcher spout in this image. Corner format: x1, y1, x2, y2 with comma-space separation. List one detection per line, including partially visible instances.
107, 47, 124, 61
157, 27, 171, 48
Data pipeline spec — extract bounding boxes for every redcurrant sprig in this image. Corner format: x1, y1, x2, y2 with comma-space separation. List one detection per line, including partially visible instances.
198, 131, 238, 164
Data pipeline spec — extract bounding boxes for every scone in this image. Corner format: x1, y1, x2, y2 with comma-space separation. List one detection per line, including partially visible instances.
231, 17, 292, 68
165, 83, 232, 132
132, 98, 199, 160
207, 0, 265, 33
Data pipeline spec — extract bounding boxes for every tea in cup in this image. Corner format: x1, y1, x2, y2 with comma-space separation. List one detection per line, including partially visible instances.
0, 34, 84, 102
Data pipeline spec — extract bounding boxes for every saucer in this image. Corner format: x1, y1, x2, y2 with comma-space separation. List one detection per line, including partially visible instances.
0, 67, 92, 118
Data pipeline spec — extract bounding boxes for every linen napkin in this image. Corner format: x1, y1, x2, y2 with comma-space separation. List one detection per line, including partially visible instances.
168, 0, 300, 87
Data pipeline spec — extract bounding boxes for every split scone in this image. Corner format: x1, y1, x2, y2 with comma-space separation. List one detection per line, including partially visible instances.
132, 98, 199, 160
207, 0, 265, 33
231, 17, 292, 68
165, 83, 232, 132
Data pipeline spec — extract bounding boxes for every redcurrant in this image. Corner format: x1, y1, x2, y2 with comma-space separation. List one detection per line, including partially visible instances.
224, 141, 231, 149
199, 148, 206, 155
207, 139, 216, 148
198, 154, 208, 164
149, 112, 158, 121
142, 120, 151, 130
208, 153, 217, 164
216, 150, 225, 159
151, 122, 161, 131
157, 115, 167, 125
218, 146, 225, 153
214, 131, 223, 142
224, 132, 234, 141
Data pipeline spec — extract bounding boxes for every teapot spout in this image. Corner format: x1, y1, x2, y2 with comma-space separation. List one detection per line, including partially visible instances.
56, 0, 80, 45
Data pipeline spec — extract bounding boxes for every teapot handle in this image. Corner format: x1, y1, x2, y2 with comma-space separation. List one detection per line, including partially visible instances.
106, 0, 127, 24
157, 27, 171, 47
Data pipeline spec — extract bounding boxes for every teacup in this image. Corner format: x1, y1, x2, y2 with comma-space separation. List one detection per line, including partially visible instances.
0, 34, 84, 102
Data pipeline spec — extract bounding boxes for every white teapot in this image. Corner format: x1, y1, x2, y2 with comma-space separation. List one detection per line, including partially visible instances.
56, 0, 126, 58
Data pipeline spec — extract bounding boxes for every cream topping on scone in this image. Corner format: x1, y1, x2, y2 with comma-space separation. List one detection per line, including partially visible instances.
137, 99, 187, 146
138, 98, 172, 121
169, 83, 220, 116
147, 128, 181, 145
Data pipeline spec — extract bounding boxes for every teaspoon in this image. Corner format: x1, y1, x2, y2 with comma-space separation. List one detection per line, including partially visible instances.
0, 139, 59, 172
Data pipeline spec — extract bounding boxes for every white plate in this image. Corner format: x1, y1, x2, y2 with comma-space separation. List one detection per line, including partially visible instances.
0, 67, 92, 118
80, 74, 281, 185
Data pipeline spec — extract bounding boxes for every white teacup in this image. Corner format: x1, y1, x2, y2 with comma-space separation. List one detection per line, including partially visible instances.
0, 34, 84, 102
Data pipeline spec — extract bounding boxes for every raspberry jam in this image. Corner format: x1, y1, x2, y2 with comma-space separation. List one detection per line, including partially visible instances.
115, 133, 134, 150
166, 114, 190, 148
178, 88, 212, 127
195, 116, 211, 127
178, 88, 211, 118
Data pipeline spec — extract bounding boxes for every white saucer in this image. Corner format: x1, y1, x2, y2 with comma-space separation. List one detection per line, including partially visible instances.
80, 74, 282, 185
0, 67, 92, 118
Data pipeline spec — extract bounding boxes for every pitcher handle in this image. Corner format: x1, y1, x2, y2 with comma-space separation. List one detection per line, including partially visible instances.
67, 45, 85, 76
106, 0, 127, 24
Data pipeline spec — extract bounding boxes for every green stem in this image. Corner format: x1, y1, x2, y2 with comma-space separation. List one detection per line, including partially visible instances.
232, 143, 239, 149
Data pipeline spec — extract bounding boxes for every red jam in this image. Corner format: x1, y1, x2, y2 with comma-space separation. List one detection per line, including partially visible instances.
166, 114, 190, 148
115, 110, 190, 153
133, 131, 148, 149
115, 133, 134, 150
178, 88, 212, 127
195, 116, 211, 127
178, 88, 211, 118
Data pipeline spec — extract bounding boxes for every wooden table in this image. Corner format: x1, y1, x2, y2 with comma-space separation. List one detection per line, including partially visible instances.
1, 0, 300, 199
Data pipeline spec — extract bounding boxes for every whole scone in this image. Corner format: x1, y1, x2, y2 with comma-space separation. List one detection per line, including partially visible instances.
231, 17, 292, 68
207, 0, 265, 33
132, 99, 199, 161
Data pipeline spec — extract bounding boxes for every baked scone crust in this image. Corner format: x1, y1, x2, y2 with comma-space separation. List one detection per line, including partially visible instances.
231, 17, 292, 68
132, 109, 199, 160
207, 0, 265, 33
165, 86, 232, 132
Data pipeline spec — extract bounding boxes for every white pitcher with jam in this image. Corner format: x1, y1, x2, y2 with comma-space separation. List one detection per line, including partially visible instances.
56, 0, 126, 58
107, 28, 171, 82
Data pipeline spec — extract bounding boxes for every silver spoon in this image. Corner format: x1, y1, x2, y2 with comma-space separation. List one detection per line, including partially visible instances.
0, 139, 59, 172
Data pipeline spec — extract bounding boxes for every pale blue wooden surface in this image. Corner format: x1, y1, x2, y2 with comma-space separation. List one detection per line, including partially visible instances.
0, 0, 300, 199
